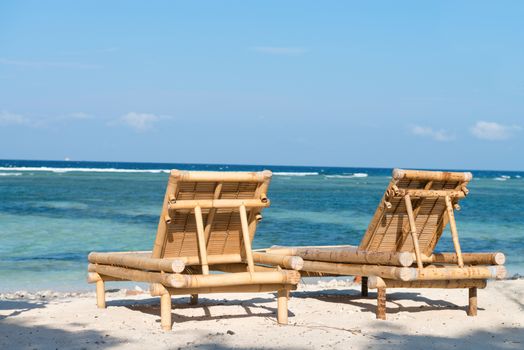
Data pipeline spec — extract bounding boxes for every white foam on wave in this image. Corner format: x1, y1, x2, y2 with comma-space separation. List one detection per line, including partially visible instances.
0, 167, 171, 174
352, 173, 368, 178
0, 172, 23, 176
325, 173, 368, 179
273, 172, 319, 176
494, 175, 511, 181
39, 201, 90, 210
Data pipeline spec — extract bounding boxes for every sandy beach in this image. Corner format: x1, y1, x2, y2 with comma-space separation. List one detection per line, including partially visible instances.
1, 279, 522, 350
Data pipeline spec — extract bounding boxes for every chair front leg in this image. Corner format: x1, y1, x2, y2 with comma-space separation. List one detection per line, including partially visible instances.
160, 292, 172, 330
277, 288, 289, 324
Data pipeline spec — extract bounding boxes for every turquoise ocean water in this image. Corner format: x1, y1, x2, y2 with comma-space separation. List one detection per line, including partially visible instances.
0, 160, 522, 292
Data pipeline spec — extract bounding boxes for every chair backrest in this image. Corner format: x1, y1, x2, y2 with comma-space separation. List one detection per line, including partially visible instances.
151, 170, 272, 270
359, 169, 472, 256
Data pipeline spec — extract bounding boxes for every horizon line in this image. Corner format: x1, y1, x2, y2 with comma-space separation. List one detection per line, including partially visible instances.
0, 158, 522, 173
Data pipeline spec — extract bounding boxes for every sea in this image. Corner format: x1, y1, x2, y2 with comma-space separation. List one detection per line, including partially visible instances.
0, 159, 522, 292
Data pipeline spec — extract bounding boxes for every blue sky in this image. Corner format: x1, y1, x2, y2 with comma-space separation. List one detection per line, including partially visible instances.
0, 1, 523, 170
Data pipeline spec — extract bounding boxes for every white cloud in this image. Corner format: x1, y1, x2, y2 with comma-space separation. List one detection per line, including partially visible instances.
409, 125, 454, 142
0, 111, 31, 126
0, 58, 100, 69
0, 110, 94, 127
470, 121, 521, 141
251, 46, 308, 55
115, 112, 171, 132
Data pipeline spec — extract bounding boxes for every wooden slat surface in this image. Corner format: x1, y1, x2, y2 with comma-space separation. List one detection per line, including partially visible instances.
359, 169, 471, 255
157, 171, 270, 260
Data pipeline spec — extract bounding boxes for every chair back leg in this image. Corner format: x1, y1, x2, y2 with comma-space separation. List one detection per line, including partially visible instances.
361, 276, 369, 297
376, 287, 387, 320
467, 287, 478, 316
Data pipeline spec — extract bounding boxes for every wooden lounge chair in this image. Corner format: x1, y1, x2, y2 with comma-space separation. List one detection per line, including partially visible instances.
261, 168, 506, 319
88, 170, 301, 330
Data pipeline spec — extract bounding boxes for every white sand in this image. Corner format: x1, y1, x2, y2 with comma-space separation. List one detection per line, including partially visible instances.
1, 279, 522, 349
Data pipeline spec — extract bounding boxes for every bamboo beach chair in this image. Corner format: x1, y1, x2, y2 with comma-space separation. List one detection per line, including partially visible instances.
260, 169, 506, 319
87, 170, 301, 330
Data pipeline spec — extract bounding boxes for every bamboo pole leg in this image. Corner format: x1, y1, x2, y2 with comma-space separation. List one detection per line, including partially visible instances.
194, 205, 210, 275
445, 195, 464, 267
376, 287, 386, 320
277, 289, 288, 325
361, 276, 368, 297
404, 194, 423, 269
96, 280, 106, 309
467, 287, 477, 316
160, 292, 173, 331
239, 204, 255, 272
190, 294, 199, 305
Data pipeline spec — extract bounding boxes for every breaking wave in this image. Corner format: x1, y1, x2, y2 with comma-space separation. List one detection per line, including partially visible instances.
325, 173, 368, 179
0, 167, 171, 174
273, 172, 319, 176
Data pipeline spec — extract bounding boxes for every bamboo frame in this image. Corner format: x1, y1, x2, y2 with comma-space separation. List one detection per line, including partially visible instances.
422, 252, 505, 265
301, 260, 415, 281
96, 280, 106, 309
395, 189, 466, 198
262, 168, 500, 321
264, 245, 356, 252
152, 176, 178, 258
404, 194, 424, 269
246, 177, 271, 257
203, 182, 223, 245
360, 168, 474, 255
239, 204, 255, 273
376, 288, 386, 320
88, 251, 254, 267
87, 169, 301, 331
150, 281, 295, 329
194, 205, 209, 274
392, 168, 473, 182
468, 287, 477, 316
397, 181, 433, 249
170, 169, 271, 183
367, 276, 488, 289
366, 276, 485, 319
169, 270, 301, 289
357, 178, 398, 250
413, 265, 506, 281
168, 199, 269, 210
90, 264, 181, 287
445, 195, 464, 267
298, 261, 505, 281
90, 265, 301, 289
87, 272, 124, 283
150, 283, 297, 296
266, 247, 413, 267
160, 292, 172, 330
88, 252, 186, 273
88, 251, 257, 266
277, 288, 289, 324
252, 252, 304, 270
